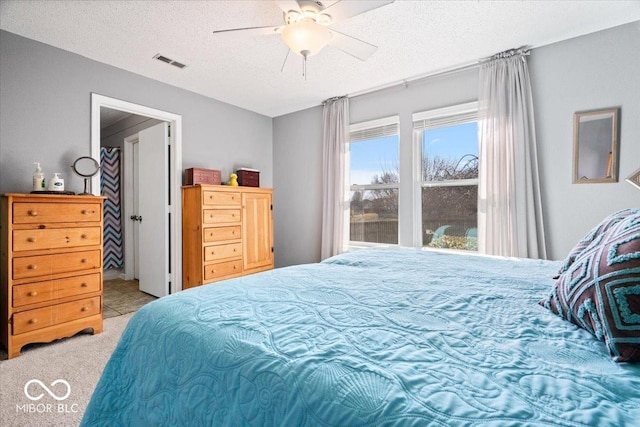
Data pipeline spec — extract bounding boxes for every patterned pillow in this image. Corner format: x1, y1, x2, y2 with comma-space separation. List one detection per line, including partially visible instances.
540, 212, 640, 362
556, 208, 639, 277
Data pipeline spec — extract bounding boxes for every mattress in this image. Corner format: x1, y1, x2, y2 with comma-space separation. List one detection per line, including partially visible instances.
82, 248, 640, 426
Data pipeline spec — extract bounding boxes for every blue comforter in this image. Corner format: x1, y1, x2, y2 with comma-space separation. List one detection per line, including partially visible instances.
82, 248, 640, 426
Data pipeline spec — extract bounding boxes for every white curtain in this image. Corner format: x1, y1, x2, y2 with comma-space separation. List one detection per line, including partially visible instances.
478, 49, 547, 259
321, 96, 349, 260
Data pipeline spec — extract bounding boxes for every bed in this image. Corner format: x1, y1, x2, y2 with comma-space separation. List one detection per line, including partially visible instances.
82, 246, 640, 426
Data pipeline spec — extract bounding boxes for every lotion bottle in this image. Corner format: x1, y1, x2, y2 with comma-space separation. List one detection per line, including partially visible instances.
33, 162, 45, 191
49, 173, 64, 191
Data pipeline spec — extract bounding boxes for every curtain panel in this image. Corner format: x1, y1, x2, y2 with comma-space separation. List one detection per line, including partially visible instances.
101, 147, 124, 269
478, 49, 547, 259
321, 96, 349, 260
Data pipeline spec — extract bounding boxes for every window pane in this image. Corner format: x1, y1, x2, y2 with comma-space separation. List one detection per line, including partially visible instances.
422, 186, 477, 251
422, 122, 478, 181
350, 135, 399, 186
350, 189, 398, 244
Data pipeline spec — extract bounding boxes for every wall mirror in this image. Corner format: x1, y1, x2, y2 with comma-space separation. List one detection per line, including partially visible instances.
573, 107, 619, 183
627, 167, 640, 191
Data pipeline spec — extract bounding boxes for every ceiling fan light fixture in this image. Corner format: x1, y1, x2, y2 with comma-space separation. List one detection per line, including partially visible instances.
281, 20, 331, 57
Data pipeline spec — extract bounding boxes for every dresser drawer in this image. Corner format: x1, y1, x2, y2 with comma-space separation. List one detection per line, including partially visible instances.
13, 227, 101, 252
13, 273, 101, 307
203, 226, 241, 243
12, 296, 101, 335
13, 250, 101, 280
13, 202, 101, 224
204, 260, 242, 281
203, 191, 241, 206
203, 209, 241, 224
204, 242, 242, 262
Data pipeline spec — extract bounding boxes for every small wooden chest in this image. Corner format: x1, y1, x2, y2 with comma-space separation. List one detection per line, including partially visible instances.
184, 168, 221, 185
236, 169, 260, 187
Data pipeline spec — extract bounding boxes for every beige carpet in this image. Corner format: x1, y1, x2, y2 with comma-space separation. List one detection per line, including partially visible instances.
0, 313, 134, 427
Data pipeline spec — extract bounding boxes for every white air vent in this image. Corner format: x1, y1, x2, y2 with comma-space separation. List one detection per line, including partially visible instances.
153, 54, 187, 69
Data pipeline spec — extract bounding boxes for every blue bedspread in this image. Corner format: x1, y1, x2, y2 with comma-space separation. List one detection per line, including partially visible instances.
82, 248, 640, 426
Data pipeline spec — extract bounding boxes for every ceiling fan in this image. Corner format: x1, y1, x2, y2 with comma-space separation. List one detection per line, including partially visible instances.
213, 0, 395, 77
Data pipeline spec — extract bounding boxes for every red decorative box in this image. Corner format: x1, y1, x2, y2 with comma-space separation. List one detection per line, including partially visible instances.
236, 168, 259, 187
184, 168, 221, 185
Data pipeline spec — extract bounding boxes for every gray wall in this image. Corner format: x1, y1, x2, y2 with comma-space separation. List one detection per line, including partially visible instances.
273, 106, 325, 266
529, 21, 640, 260
0, 30, 272, 195
273, 21, 640, 267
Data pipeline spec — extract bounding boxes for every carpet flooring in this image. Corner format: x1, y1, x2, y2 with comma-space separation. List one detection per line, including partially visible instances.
0, 279, 156, 426
0, 312, 134, 427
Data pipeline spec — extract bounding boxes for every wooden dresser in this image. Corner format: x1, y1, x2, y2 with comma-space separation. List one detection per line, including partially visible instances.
0, 193, 105, 359
182, 185, 273, 289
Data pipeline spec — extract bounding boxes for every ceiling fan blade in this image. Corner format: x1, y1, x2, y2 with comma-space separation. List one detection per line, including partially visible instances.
212, 25, 283, 36
321, 0, 394, 23
274, 0, 301, 13
281, 49, 291, 72
328, 29, 378, 61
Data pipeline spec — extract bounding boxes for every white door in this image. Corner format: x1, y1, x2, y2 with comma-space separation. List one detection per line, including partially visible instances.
136, 122, 170, 297
133, 141, 140, 280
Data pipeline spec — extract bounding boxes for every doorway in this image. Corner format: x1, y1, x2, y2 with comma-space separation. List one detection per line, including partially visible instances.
90, 93, 183, 294
122, 123, 172, 298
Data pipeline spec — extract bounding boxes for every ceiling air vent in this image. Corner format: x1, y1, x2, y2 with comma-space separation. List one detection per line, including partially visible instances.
153, 54, 187, 69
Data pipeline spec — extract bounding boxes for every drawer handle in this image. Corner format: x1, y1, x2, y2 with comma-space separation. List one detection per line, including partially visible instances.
81, 307, 88, 312
233, 265, 237, 270
81, 234, 87, 239
80, 283, 88, 288
233, 248, 237, 252
81, 209, 92, 215
28, 318, 38, 324
27, 237, 36, 243
28, 291, 38, 297
27, 264, 37, 270
81, 258, 88, 264
28, 210, 38, 216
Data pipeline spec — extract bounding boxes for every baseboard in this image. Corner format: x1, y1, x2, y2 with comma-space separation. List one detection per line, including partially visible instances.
103, 268, 122, 280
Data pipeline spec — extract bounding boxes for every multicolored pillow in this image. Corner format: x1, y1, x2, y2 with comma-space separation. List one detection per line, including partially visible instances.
556, 209, 639, 278
540, 211, 640, 362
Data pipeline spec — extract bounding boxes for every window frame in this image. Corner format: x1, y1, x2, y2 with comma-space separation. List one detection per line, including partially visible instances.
412, 102, 479, 248
346, 115, 400, 248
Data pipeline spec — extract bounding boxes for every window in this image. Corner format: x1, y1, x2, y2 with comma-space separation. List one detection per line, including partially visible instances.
347, 116, 399, 245
413, 103, 478, 251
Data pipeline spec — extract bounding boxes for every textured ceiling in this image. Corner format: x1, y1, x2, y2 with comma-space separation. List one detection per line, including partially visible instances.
1, 1, 639, 117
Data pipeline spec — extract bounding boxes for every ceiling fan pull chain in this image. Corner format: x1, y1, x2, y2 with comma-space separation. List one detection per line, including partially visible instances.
302, 49, 310, 80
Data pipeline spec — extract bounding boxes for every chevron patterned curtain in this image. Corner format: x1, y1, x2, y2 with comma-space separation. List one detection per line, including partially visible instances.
100, 147, 124, 269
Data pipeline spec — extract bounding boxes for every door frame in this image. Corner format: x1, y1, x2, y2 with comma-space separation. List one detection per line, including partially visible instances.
122, 134, 138, 281
90, 93, 183, 293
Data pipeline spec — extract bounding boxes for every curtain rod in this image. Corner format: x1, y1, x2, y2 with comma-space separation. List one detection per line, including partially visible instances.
347, 60, 480, 100
346, 45, 531, 101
